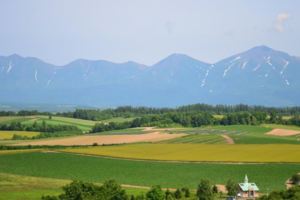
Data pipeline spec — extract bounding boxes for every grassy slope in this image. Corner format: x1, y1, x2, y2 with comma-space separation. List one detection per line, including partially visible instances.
0, 173, 147, 200
167, 125, 300, 144
62, 144, 300, 163
0, 131, 40, 140
21, 116, 96, 132
161, 134, 226, 144
0, 115, 135, 133
0, 152, 298, 192
93, 128, 145, 135
0, 173, 66, 200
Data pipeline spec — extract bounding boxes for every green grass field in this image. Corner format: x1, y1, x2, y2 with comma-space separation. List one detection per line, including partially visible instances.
94, 127, 146, 135
62, 144, 300, 163
0, 116, 37, 124
0, 131, 40, 140
0, 115, 136, 133
0, 152, 298, 192
0, 172, 147, 200
166, 125, 300, 144
20, 115, 96, 132
0, 173, 67, 200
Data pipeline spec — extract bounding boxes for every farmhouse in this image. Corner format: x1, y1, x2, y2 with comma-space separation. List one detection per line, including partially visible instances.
237, 175, 259, 199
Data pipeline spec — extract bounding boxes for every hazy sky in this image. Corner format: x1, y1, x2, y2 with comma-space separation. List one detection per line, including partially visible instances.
0, 0, 299, 65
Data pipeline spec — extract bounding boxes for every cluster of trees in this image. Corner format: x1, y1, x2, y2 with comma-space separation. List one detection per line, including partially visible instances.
90, 111, 300, 133
130, 113, 215, 128
259, 186, 300, 200
0, 110, 51, 116
41, 179, 222, 200
61, 107, 174, 121
0, 121, 80, 134
91, 122, 132, 133
90, 112, 271, 133
58, 104, 300, 121
40, 177, 300, 200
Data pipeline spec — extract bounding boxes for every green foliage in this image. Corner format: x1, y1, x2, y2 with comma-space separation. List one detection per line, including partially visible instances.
0, 121, 80, 133
165, 189, 174, 200
174, 189, 182, 199
42, 180, 128, 200
181, 187, 190, 198
196, 180, 213, 200
259, 186, 300, 200
146, 185, 164, 200
225, 180, 239, 196
212, 185, 218, 194
42, 196, 59, 200
291, 174, 300, 185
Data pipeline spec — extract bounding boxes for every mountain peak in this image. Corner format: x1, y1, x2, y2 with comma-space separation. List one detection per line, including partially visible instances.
8, 53, 23, 59
251, 45, 273, 51
165, 53, 194, 60
153, 53, 209, 67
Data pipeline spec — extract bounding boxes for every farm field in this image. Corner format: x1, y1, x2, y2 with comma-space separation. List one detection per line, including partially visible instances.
0, 115, 137, 133
19, 115, 96, 132
15, 132, 186, 146
0, 131, 40, 139
166, 125, 300, 144
0, 152, 299, 192
0, 173, 67, 200
94, 127, 146, 135
0, 116, 37, 124
62, 143, 300, 163
0, 173, 147, 200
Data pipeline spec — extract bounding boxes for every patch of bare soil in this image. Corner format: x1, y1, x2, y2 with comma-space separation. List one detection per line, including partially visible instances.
15, 132, 186, 146
266, 129, 300, 136
221, 134, 235, 144
216, 184, 227, 193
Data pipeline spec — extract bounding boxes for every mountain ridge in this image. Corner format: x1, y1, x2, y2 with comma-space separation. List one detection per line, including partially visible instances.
1, 45, 299, 107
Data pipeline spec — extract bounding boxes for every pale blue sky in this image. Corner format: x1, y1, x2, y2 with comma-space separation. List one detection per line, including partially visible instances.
0, 0, 299, 65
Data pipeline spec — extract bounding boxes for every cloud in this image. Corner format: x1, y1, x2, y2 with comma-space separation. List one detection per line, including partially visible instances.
275, 12, 290, 33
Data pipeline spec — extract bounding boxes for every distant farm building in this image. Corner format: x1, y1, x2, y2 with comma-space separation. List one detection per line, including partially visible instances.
237, 175, 259, 199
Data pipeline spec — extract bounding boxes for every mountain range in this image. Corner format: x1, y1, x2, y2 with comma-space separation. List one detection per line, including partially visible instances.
1, 45, 300, 107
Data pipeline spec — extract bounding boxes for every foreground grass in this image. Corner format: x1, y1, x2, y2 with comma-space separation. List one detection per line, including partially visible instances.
0, 173, 147, 200
0, 131, 40, 140
0, 173, 67, 200
62, 144, 300, 163
0, 152, 299, 192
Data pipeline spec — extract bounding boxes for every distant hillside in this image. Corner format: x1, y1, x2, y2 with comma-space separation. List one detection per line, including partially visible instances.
1, 45, 300, 107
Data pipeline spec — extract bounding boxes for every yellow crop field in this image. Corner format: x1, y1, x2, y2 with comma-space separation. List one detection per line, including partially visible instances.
0, 131, 40, 140
0, 149, 41, 155
63, 144, 300, 163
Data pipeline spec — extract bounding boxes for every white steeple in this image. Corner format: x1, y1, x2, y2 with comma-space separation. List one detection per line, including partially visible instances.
244, 174, 248, 183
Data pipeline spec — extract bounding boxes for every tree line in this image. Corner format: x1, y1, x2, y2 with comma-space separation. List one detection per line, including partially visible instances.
41, 178, 300, 200
0, 120, 81, 137
60, 104, 300, 121
41, 179, 230, 200
1, 104, 300, 122
90, 112, 300, 133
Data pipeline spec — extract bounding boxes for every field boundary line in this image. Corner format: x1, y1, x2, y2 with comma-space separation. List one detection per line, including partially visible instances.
46, 150, 300, 165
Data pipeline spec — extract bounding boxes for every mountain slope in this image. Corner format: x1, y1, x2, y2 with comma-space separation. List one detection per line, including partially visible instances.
0, 46, 299, 107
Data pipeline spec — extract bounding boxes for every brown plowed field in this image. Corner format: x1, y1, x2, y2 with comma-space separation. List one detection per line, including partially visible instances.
266, 128, 300, 136
15, 132, 186, 146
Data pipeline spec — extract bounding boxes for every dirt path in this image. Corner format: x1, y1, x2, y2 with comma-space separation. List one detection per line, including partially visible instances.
266, 129, 300, 136
221, 134, 234, 144
15, 132, 187, 146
